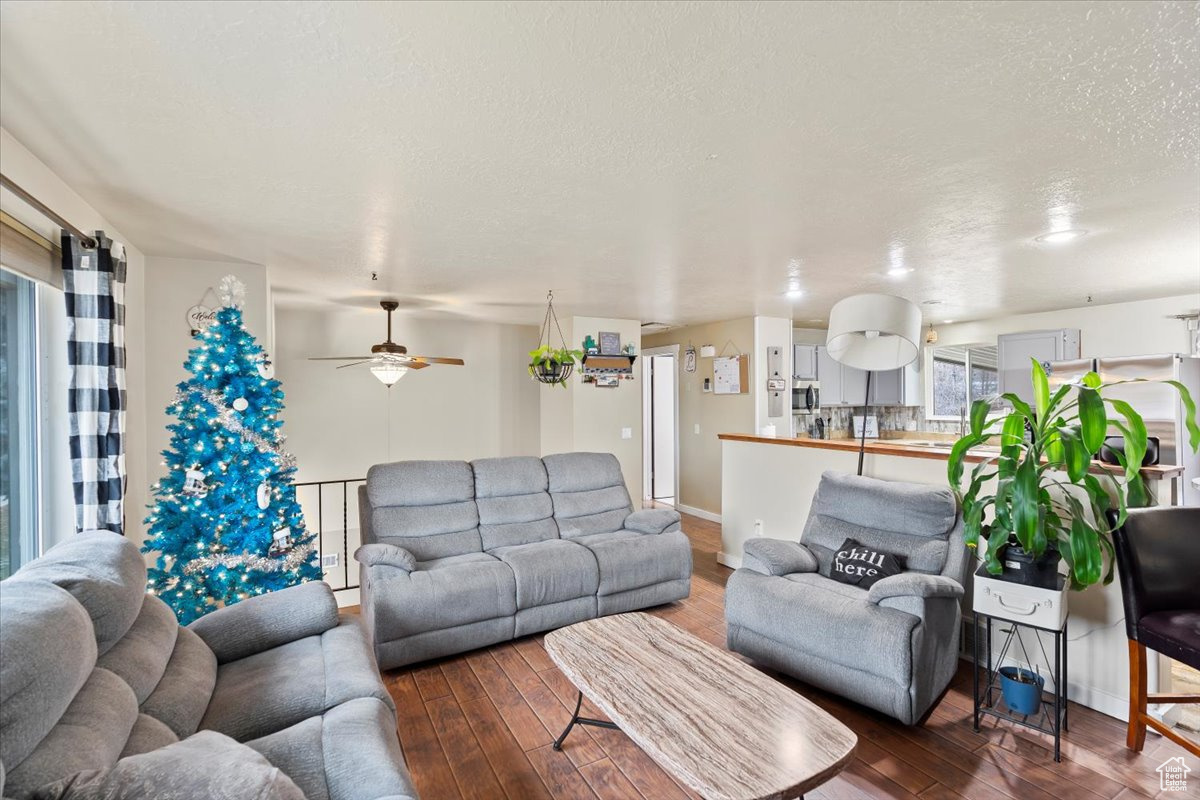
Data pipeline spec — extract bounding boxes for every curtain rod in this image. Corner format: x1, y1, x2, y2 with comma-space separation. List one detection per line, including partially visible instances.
0, 172, 98, 249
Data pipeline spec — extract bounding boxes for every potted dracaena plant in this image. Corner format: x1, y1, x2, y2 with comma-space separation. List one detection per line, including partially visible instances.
947, 358, 1199, 590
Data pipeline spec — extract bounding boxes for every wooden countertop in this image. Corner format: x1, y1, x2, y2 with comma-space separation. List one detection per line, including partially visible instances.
717, 433, 1186, 480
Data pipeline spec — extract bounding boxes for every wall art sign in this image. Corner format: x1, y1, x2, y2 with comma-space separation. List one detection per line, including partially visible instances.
187, 305, 217, 336
599, 331, 622, 356
684, 347, 697, 373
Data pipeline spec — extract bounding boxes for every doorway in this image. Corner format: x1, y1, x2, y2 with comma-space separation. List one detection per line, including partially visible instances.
641, 346, 679, 506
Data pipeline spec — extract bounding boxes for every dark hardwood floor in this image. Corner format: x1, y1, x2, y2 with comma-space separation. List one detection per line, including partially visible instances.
370, 510, 1191, 799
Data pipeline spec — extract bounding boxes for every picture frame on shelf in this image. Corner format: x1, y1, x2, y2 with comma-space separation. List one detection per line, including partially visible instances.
599, 331, 621, 355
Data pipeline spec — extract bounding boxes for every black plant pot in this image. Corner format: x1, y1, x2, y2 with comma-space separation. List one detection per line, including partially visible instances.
532, 360, 572, 385
998, 542, 1062, 589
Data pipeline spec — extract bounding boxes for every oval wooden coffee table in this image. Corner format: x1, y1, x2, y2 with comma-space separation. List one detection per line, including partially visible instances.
543, 612, 857, 800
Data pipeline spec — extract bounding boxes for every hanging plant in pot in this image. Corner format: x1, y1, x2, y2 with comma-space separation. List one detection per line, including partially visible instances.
947, 359, 1199, 590
529, 291, 583, 388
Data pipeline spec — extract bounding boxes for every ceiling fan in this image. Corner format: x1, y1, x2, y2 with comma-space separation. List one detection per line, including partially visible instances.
309, 300, 464, 386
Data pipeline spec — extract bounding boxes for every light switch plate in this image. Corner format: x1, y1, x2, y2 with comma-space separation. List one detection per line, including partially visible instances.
621, 427, 632, 440
694, 423, 701, 434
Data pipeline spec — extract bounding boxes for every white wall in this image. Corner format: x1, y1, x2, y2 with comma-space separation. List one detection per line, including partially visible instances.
275, 307, 540, 480
934, 294, 1199, 356
754, 316, 793, 434
0, 127, 148, 550
143, 258, 271, 539
538, 316, 643, 503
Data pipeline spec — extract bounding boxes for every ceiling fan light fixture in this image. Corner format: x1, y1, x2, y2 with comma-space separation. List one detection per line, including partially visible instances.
371, 363, 409, 386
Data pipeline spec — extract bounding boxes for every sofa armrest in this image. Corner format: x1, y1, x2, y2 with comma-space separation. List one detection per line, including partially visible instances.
188, 581, 339, 664
867, 573, 964, 604
354, 543, 416, 571
741, 538, 818, 576
624, 508, 681, 535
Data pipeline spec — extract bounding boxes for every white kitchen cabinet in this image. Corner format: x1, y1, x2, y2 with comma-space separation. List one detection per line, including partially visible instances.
816, 346, 843, 405
869, 362, 922, 406
794, 344, 818, 380
997, 329, 1082, 406
842, 363, 869, 407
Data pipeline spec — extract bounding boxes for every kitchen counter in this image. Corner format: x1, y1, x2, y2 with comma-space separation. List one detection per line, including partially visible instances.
716, 433, 1185, 480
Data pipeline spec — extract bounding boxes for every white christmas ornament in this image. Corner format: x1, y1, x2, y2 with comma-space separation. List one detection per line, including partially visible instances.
270, 526, 293, 555
217, 275, 246, 309
232, 397, 249, 412
257, 358, 275, 379
257, 482, 271, 510
182, 469, 208, 497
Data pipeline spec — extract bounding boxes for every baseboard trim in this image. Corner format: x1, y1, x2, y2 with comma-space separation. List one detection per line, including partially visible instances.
676, 503, 721, 524
717, 551, 742, 569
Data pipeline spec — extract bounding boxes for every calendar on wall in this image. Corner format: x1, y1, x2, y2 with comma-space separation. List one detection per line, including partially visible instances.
713, 355, 749, 395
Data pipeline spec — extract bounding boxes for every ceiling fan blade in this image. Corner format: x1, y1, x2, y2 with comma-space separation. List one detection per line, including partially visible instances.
335, 360, 376, 369
308, 356, 375, 361
405, 360, 431, 370
408, 356, 466, 366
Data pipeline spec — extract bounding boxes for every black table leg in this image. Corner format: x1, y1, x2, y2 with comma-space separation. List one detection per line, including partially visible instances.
553, 691, 620, 751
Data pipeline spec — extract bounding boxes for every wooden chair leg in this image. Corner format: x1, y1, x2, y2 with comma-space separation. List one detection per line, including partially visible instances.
1128, 639, 1148, 752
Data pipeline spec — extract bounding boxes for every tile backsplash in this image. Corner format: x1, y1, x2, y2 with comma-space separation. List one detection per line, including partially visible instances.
798, 405, 962, 438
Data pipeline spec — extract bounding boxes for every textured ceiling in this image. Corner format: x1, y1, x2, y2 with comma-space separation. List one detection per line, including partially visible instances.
1, 1, 1197, 326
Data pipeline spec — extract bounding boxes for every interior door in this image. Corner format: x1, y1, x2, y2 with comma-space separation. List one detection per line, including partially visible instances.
650, 355, 676, 501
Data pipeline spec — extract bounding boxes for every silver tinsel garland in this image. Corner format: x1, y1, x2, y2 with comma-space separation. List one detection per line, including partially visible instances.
174, 387, 298, 470
182, 542, 316, 576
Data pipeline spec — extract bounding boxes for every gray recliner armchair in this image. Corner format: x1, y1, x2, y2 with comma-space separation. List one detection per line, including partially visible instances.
725, 470, 968, 725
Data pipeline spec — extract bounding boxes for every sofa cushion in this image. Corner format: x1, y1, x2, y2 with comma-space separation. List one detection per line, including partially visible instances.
9, 530, 147, 655
473, 457, 559, 550
119, 714, 179, 758
570, 530, 639, 547
96, 595, 179, 704
366, 461, 482, 560
726, 570, 919, 683
200, 617, 392, 742
0, 581, 98, 773
492, 539, 600, 609
247, 697, 416, 800
582, 529, 693, 596
4, 669, 139, 799
31, 730, 305, 800
802, 472, 957, 576
138, 626, 217, 738
365, 555, 517, 643
544, 453, 634, 537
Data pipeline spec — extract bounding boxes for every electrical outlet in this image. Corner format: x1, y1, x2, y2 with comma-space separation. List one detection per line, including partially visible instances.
321, 553, 339, 569
694, 423, 701, 435
753, 519, 763, 536
621, 427, 632, 440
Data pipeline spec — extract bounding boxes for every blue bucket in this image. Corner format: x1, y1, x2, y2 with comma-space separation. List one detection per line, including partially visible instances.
999, 666, 1044, 716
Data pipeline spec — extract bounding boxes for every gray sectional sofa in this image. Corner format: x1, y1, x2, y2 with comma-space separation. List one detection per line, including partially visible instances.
0, 531, 415, 800
356, 452, 693, 670
725, 471, 968, 725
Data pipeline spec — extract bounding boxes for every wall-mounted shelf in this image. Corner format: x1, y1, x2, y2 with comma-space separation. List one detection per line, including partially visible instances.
581, 354, 638, 370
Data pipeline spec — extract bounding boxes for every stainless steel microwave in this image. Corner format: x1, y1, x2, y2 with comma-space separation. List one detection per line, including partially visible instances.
793, 380, 820, 414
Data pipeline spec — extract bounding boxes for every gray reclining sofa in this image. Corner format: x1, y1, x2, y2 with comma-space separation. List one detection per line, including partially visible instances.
357, 452, 692, 670
0, 530, 415, 800
725, 471, 968, 725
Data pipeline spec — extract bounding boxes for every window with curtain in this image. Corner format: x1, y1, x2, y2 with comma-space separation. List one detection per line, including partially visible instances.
1, 267, 39, 577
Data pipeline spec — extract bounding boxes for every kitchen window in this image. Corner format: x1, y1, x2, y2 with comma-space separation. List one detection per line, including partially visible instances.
927, 344, 999, 420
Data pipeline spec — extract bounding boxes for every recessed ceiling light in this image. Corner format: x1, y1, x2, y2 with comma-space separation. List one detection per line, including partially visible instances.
943, 319, 956, 324
1035, 229, 1087, 244
786, 289, 805, 300
887, 267, 913, 277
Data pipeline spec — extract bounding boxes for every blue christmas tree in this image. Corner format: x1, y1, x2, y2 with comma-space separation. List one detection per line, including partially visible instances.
143, 276, 319, 623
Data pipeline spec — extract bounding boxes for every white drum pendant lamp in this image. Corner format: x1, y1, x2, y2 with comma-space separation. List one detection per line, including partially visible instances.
826, 293, 922, 370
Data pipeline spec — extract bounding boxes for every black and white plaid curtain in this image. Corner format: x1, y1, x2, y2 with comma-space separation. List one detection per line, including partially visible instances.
63, 232, 127, 534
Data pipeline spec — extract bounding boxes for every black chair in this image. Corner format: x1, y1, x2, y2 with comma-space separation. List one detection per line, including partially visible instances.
1112, 506, 1200, 756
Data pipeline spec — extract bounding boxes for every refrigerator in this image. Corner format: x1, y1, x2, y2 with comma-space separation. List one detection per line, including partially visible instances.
1047, 354, 1200, 507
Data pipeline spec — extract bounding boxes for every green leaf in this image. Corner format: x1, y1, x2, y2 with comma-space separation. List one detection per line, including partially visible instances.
1058, 427, 1090, 482
969, 399, 990, 437
1031, 358, 1050, 420
946, 434, 983, 488
1081, 371, 1102, 389
1164, 379, 1200, 453
1077, 387, 1105, 454
1105, 398, 1148, 486
1011, 454, 1041, 554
